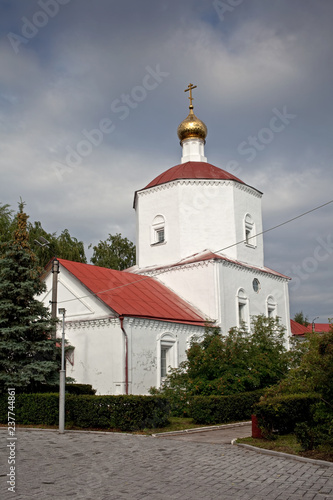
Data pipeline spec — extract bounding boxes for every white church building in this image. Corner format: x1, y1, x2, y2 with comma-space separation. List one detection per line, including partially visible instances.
41, 84, 291, 395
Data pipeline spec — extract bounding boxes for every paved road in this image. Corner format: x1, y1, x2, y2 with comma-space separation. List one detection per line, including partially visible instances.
1, 427, 333, 500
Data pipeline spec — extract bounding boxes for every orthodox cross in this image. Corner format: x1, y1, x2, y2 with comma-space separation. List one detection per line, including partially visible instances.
184, 83, 197, 107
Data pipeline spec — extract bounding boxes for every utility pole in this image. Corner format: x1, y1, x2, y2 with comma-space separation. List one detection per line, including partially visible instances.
34, 237, 59, 341
51, 258, 60, 340
58, 308, 66, 434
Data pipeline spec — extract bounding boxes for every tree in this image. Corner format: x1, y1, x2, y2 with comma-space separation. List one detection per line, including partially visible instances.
0, 203, 59, 392
90, 233, 136, 270
293, 311, 309, 327
0, 202, 87, 267
0, 203, 15, 245
29, 223, 87, 267
155, 315, 290, 399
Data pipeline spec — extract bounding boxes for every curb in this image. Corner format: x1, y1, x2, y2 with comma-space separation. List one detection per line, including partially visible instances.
232, 441, 333, 468
152, 421, 251, 438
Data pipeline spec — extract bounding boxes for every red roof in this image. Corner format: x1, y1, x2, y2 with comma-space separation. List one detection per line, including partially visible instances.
290, 319, 312, 336
57, 259, 207, 325
290, 320, 331, 336
143, 161, 245, 189
134, 250, 290, 280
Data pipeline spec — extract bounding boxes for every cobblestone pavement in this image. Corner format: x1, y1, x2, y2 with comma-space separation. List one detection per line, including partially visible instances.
1, 428, 333, 500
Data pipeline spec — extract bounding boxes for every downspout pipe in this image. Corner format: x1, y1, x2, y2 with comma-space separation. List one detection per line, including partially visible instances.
120, 316, 129, 395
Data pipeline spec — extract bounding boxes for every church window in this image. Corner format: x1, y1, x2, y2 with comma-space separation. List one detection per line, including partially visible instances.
267, 295, 277, 318
244, 214, 256, 247
252, 278, 260, 293
157, 333, 178, 386
151, 215, 166, 245
237, 288, 249, 327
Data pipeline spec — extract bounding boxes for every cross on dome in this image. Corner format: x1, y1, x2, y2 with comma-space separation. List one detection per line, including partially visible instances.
185, 83, 197, 109
177, 83, 207, 147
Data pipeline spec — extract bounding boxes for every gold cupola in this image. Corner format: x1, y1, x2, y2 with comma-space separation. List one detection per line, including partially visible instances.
177, 84, 208, 163
177, 83, 207, 143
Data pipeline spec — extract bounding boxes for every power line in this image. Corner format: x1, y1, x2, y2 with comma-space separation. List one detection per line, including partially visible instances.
57, 198, 333, 305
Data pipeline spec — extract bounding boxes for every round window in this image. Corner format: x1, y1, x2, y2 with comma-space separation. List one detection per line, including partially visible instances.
252, 278, 260, 293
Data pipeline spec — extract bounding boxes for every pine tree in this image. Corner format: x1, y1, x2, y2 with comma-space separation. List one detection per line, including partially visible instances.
0, 203, 59, 392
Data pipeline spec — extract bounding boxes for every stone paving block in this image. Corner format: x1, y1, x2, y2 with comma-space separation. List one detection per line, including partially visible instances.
1, 429, 333, 500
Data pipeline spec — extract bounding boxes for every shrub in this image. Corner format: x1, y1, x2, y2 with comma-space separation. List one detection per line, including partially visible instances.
253, 393, 321, 437
189, 390, 263, 425
294, 401, 333, 450
19, 383, 96, 395
0, 394, 170, 431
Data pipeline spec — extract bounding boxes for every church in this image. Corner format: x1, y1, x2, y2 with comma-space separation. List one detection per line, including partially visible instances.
41, 84, 291, 395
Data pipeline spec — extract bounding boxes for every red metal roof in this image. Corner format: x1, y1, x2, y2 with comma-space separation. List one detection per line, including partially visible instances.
143, 161, 245, 189
57, 259, 207, 325
134, 250, 290, 280
290, 320, 331, 336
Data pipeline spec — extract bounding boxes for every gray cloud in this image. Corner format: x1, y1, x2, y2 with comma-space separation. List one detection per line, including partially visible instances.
1, 0, 332, 322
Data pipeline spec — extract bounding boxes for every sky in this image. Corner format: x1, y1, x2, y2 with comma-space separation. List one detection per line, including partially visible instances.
0, 0, 332, 323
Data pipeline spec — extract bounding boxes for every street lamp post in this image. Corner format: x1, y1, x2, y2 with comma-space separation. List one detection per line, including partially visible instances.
312, 317, 319, 333
58, 308, 66, 434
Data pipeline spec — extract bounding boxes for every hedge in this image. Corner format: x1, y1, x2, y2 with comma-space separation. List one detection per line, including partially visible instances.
14, 384, 96, 395
0, 394, 170, 431
188, 390, 264, 425
253, 393, 321, 436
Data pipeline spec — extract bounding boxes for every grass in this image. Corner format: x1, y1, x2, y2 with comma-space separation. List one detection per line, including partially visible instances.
237, 434, 333, 463
0, 417, 207, 434
138, 417, 213, 435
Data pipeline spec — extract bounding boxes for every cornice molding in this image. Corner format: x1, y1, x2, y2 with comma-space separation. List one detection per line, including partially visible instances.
136, 179, 262, 199
60, 317, 119, 330
138, 257, 288, 282
125, 317, 205, 335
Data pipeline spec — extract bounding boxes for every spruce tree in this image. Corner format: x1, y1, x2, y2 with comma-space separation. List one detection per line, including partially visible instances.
0, 203, 59, 392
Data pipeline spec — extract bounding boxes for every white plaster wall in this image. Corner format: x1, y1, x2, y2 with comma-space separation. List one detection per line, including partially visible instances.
126, 319, 204, 394
232, 186, 264, 267
42, 266, 112, 322
136, 183, 181, 268
64, 322, 124, 395
151, 261, 219, 323
219, 262, 291, 341
136, 180, 263, 269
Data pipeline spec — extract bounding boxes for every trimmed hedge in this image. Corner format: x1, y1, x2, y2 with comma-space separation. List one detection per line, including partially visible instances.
16, 383, 96, 395
189, 390, 263, 425
0, 394, 170, 431
253, 393, 321, 436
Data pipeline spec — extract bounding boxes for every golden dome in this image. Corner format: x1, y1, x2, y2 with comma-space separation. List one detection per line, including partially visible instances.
177, 83, 207, 143
177, 108, 207, 142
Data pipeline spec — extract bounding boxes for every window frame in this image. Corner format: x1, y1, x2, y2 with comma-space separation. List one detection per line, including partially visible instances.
244, 214, 256, 248
236, 288, 249, 328
157, 333, 178, 387
151, 214, 166, 246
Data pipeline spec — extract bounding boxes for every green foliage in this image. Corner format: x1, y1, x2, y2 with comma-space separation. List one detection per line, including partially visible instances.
0, 204, 15, 245
254, 393, 321, 437
0, 204, 59, 392
257, 326, 333, 451
153, 317, 290, 411
294, 402, 333, 451
28, 223, 87, 267
0, 202, 87, 267
90, 233, 136, 270
24, 383, 96, 395
0, 393, 170, 431
293, 311, 309, 327
189, 390, 264, 425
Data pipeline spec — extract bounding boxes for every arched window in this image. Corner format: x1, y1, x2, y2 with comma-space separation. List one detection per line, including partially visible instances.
266, 295, 277, 318
244, 214, 256, 247
237, 288, 249, 327
151, 215, 166, 245
157, 333, 178, 387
